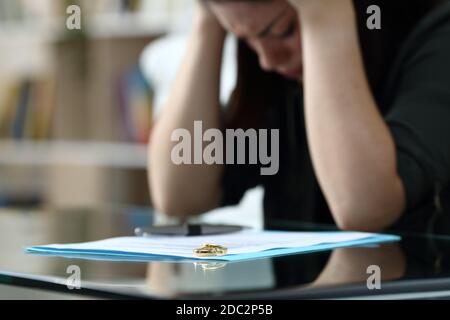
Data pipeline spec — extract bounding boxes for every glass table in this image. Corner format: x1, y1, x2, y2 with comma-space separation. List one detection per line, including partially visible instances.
1, 202, 450, 299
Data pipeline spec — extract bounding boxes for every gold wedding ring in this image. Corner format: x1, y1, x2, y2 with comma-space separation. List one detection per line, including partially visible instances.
194, 244, 228, 257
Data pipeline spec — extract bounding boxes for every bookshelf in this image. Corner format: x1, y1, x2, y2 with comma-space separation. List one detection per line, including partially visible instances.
0, 140, 147, 168
0, 0, 189, 208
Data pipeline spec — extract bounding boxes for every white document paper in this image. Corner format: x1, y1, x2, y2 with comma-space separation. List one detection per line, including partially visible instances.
27, 230, 400, 261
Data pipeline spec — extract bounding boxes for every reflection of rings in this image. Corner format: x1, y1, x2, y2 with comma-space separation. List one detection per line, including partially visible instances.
193, 244, 228, 257
194, 262, 228, 271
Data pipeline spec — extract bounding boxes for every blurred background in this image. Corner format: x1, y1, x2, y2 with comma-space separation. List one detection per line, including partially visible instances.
0, 1, 283, 298
0, 0, 193, 209
0, 0, 262, 225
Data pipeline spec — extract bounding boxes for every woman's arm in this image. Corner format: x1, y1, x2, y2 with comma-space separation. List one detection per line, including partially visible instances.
289, 0, 406, 231
149, 3, 226, 218
311, 244, 406, 287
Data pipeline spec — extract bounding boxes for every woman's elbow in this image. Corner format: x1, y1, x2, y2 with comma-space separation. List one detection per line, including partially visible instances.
334, 212, 389, 232
330, 178, 406, 232
331, 198, 404, 232
152, 197, 191, 218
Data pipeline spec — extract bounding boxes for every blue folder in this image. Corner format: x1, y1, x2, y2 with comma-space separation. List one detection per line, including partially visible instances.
26, 232, 401, 263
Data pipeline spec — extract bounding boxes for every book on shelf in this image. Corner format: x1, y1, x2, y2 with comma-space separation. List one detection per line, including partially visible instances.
11, 79, 32, 139
0, 76, 55, 140
117, 65, 154, 144
25, 77, 56, 139
0, 67, 153, 144
0, 81, 20, 137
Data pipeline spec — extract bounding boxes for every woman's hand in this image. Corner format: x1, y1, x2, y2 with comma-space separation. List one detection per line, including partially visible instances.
194, 0, 226, 35
287, 0, 355, 26
287, 0, 327, 10
287, 0, 352, 11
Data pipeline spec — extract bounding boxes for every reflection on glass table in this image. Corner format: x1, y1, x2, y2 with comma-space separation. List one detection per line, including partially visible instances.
1, 200, 450, 299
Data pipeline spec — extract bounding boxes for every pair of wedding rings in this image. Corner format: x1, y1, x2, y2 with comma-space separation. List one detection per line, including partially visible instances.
193, 244, 228, 257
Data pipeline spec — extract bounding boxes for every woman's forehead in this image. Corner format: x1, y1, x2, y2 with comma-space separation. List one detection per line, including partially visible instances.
209, 0, 290, 37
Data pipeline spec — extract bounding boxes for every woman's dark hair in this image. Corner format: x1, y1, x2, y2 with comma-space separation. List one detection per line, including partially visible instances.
207, 0, 443, 129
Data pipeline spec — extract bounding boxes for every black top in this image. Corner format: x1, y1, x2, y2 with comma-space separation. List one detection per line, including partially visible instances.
221, 1, 450, 230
